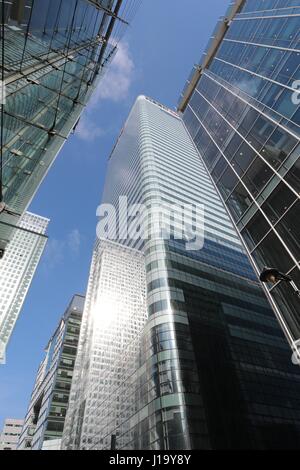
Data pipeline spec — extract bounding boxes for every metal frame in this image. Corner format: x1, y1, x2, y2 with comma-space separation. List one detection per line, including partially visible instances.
177, 0, 246, 112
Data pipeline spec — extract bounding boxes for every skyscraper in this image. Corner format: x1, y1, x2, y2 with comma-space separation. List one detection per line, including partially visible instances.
179, 0, 300, 345
0, 419, 24, 450
0, 211, 49, 363
62, 96, 300, 450
18, 294, 84, 450
62, 241, 147, 450
0, 0, 137, 252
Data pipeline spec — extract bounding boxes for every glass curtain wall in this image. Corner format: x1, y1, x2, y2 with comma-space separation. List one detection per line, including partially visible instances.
180, 0, 300, 343
0, 0, 138, 248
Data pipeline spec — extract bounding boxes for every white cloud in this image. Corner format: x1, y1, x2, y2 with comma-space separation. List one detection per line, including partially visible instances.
68, 228, 81, 256
91, 42, 134, 104
43, 238, 65, 269
76, 118, 105, 141
42, 229, 81, 269
75, 42, 134, 141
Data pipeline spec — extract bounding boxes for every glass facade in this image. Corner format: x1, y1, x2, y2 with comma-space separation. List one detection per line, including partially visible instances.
0, 211, 48, 363
18, 294, 84, 450
0, 0, 135, 249
62, 240, 147, 450
180, 0, 300, 344
62, 96, 300, 450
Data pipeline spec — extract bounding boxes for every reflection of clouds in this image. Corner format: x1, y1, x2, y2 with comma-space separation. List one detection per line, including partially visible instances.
237, 78, 259, 97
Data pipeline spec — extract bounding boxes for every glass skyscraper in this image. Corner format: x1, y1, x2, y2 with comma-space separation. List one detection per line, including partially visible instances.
62, 96, 300, 450
0, 0, 137, 251
18, 294, 84, 450
179, 0, 300, 345
0, 211, 48, 363
62, 240, 147, 450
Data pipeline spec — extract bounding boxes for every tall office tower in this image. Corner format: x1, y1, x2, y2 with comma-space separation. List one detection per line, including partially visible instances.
0, 419, 24, 450
0, 0, 138, 252
62, 96, 300, 450
178, 0, 300, 346
62, 241, 147, 450
17, 294, 84, 450
0, 211, 48, 363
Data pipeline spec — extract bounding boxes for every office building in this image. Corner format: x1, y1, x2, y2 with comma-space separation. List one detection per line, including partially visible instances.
0, 211, 49, 363
0, 0, 136, 252
18, 294, 84, 450
62, 96, 300, 450
62, 240, 147, 450
41, 438, 62, 450
179, 0, 300, 344
0, 418, 24, 450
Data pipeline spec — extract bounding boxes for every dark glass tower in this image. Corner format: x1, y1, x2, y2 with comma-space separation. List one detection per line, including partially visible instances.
62, 97, 300, 450
18, 294, 84, 450
0, 0, 135, 251
179, 0, 300, 345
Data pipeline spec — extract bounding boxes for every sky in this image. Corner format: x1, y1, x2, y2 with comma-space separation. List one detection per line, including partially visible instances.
0, 0, 230, 429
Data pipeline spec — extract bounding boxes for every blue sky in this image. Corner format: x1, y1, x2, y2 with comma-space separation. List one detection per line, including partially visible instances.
0, 0, 229, 428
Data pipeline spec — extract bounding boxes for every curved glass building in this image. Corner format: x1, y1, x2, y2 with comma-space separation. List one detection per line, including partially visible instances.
0, 0, 136, 250
62, 96, 300, 450
179, 0, 300, 346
